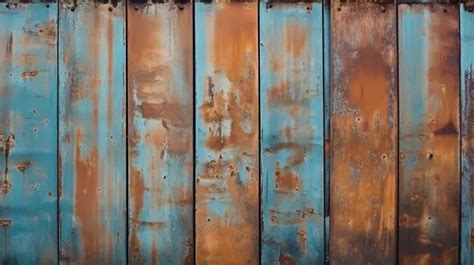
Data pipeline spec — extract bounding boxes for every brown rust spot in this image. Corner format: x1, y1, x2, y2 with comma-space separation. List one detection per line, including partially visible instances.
21, 70, 38, 80
279, 252, 296, 265
274, 162, 300, 193
0, 220, 11, 228
16, 161, 31, 173
269, 208, 316, 225
434, 122, 458, 135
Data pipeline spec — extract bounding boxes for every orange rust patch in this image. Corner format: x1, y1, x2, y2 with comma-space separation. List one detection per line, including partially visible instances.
274, 162, 300, 193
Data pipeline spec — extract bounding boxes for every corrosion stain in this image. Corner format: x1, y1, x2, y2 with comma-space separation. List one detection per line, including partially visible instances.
196, 3, 258, 264
2, 134, 15, 194
274, 162, 300, 193
330, 2, 397, 264
128, 3, 194, 263
21, 70, 38, 80
398, 4, 460, 265
269, 208, 316, 226
16, 161, 31, 173
434, 122, 458, 135
74, 129, 102, 262
279, 252, 296, 265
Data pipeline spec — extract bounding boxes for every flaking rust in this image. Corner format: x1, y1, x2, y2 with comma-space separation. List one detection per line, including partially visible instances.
128, 1, 194, 264
398, 4, 460, 264
59, 1, 126, 263
330, 0, 397, 264
195, 1, 259, 264
260, 3, 324, 263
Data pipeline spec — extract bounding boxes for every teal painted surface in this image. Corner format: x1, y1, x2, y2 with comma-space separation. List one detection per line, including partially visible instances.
59, 2, 126, 263
0, 3, 57, 263
127, 2, 194, 264
398, 4, 460, 264
461, 5, 474, 265
260, 2, 324, 264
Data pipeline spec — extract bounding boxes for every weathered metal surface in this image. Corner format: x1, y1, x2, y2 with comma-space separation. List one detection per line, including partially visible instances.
322, 0, 330, 263
127, 1, 194, 264
0, 3, 57, 263
58, 1, 126, 263
260, 2, 324, 264
398, 4, 460, 265
195, 1, 259, 264
461, 4, 474, 265
329, 0, 397, 264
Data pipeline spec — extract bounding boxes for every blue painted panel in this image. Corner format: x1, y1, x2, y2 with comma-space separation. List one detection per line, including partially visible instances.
0, 3, 57, 263
127, 2, 194, 264
461, 4, 474, 265
59, 2, 126, 263
260, 2, 324, 264
398, 4, 460, 264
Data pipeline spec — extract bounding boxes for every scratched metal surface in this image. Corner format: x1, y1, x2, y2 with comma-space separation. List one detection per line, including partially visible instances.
127, 1, 194, 264
329, 0, 397, 264
260, 2, 324, 264
195, 1, 259, 264
58, 1, 126, 263
0, 3, 57, 264
398, 4, 460, 265
461, 3, 474, 265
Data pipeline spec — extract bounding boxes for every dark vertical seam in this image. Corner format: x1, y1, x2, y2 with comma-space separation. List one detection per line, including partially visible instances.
192, 0, 196, 263
56, 0, 61, 263
257, 0, 262, 264
395, 1, 399, 264
458, 4, 462, 264
322, 0, 330, 263
124, 0, 129, 264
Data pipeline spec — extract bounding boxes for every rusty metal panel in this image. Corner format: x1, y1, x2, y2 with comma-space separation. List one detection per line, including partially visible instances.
127, 1, 194, 264
0, 2, 57, 263
461, 3, 473, 265
398, 4, 460, 264
260, 1, 324, 264
329, 0, 397, 264
195, 0, 259, 264
58, 1, 126, 263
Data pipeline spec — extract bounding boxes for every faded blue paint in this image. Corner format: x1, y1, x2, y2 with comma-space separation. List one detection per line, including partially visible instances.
59, 3, 126, 264
127, 2, 194, 264
260, 2, 324, 264
0, 3, 57, 263
461, 5, 474, 265
398, 7, 429, 169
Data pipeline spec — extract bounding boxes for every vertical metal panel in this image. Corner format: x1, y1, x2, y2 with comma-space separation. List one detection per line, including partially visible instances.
398, 4, 460, 264
58, 1, 126, 263
260, 2, 324, 264
195, 0, 259, 264
460, 3, 473, 265
322, 0, 330, 263
329, 0, 397, 264
127, 1, 194, 264
0, 2, 57, 263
